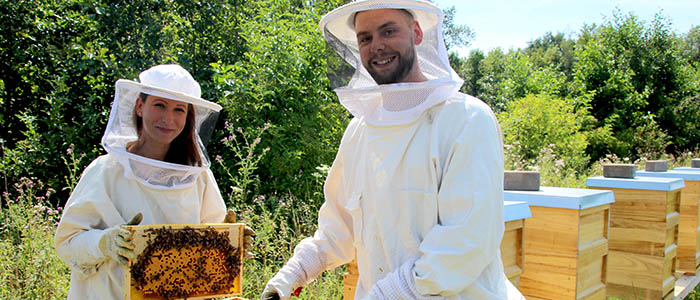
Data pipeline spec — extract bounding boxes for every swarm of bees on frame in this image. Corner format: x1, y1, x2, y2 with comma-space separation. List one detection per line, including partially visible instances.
130, 226, 241, 299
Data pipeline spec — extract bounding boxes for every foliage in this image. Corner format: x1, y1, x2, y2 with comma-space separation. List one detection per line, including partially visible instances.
680, 26, 700, 65
499, 94, 607, 175
216, 121, 271, 208
0, 0, 112, 199
475, 50, 567, 112
449, 9, 700, 162
451, 49, 485, 97
209, 0, 348, 205
572, 10, 695, 159
236, 194, 344, 299
0, 177, 69, 299
440, 5, 475, 50
0, 0, 252, 202
523, 32, 577, 82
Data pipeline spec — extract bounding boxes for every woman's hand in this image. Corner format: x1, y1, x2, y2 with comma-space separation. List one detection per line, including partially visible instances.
97, 213, 143, 267
223, 209, 256, 259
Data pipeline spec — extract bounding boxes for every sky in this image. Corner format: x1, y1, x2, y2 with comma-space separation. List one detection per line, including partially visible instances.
433, 0, 700, 57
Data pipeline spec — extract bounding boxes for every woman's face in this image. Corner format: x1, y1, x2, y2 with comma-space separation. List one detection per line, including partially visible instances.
135, 95, 188, 147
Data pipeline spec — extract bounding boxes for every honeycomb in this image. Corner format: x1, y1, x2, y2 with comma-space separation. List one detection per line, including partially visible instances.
124, 224, 243, 300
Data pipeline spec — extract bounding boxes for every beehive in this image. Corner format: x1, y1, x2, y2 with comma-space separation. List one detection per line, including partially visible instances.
123, 223, 244, 300
637, 170, 700, 274
501, 200, 531, 288
587, 176, 684, 300
505, 187, 613, 300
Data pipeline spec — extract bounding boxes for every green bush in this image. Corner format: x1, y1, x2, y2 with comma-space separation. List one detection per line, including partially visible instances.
499, 94, 602, 174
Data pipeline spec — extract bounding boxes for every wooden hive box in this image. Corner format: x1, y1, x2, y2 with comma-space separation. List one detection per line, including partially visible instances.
505, 187, 613, 300
341, 201, 531, 300
343, 256, 358, 300
123, 223, 245, 300
637, 170, 700, 275
587, 176, 684, 300
502, 200, 532, 288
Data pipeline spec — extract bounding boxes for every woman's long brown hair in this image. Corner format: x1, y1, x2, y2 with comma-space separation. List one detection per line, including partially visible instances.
135, 93, 202, 166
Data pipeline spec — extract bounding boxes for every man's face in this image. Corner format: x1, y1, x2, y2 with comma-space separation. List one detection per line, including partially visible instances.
354, 9, 423, 84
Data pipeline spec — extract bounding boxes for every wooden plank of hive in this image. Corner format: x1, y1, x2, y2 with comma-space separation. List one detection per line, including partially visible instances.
501, 219, 524, 288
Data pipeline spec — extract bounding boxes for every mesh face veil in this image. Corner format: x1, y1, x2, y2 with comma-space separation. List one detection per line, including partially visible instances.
320, 0, 464, 125
101, 65, 221, 189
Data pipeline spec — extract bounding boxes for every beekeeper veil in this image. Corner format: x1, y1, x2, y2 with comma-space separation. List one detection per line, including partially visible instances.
320, 0, 463, 125
101, 64, 221, 189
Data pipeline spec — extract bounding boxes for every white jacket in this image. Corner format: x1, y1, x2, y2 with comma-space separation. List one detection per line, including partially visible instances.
286, 93, 521, 299
54, 154, 226, 300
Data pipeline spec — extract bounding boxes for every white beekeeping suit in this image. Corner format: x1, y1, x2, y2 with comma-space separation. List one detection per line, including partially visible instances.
54, 65, 227, 300
263, 0, 525, 299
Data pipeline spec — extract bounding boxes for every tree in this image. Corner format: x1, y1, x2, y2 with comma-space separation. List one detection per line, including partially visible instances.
524, 31, 576, 84
441, 5, 474, 51
572, 10, 692, 159
679, 26, 700, 65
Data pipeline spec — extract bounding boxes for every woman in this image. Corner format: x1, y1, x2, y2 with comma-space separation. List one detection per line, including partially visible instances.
54, 64, 250, 299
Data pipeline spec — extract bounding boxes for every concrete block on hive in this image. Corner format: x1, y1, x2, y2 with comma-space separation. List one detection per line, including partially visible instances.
504, 171, 540, 191
603, 164, 636, 179
693, 159, 700, 168
645, 160, 668, 172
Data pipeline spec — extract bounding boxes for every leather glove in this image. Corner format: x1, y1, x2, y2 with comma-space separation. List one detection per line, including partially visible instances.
222, 209, 256, 259
97, 213, 142, 267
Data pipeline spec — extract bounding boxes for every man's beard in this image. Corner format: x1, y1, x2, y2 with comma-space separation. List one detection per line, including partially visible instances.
365, 48, 417, 85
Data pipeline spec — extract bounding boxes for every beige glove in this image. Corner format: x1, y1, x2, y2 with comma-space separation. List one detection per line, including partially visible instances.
97, 213, 142, 267
222, 209, 256, 259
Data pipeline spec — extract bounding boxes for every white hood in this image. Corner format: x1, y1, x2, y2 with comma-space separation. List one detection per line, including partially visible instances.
101, 65, 221, 189
320, 0, 463, 125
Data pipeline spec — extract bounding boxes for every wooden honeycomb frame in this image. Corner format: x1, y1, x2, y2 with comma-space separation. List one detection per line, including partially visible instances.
123, 223, 244, 300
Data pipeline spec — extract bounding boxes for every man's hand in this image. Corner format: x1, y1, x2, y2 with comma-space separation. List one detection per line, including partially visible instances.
222, 209, 256, 259
98, 213, 142, 267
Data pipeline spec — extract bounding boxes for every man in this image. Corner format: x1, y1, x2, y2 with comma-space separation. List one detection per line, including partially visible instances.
262, 0, 524, 299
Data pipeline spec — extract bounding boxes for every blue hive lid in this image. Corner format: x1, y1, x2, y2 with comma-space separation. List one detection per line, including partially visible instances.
586, 175, 684, 191
504, 186, 614, 210
674, 167, 700, 172
504, 201, 532, 222
636, 170, 700, 182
